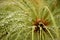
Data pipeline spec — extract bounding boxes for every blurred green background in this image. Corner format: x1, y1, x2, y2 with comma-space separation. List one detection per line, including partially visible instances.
0, 0, 60, 40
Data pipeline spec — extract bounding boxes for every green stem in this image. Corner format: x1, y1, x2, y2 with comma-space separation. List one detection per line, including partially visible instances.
37, 32, 40, 40
45, 27, 54, 40
44, 6, 59, 38
32, 26, 34, 40
25, 31, 32, 40
40, 27, 42, 40
42, 32, 45, 40
15, 27, 32, 40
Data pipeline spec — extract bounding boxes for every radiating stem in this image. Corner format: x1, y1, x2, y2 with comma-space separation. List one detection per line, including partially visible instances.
42, 32, 45, 40
44, 6, 59, 38
32, 26, 34, 40
15, 27, 32, 40
37, 32, 40, 40
40, 27, 42, 40
45, 27, 54, 40
25, 31, 32, 40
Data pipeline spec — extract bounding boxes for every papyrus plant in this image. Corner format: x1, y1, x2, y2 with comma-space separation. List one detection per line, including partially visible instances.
0, 0, 60, 40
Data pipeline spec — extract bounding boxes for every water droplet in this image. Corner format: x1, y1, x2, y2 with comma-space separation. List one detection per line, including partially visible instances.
5, 22, 8, 24
1, 24, 4, 26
